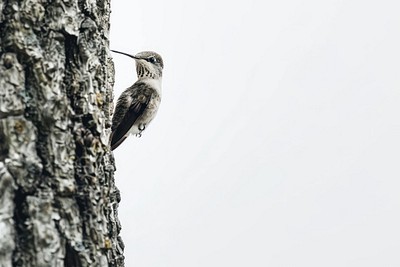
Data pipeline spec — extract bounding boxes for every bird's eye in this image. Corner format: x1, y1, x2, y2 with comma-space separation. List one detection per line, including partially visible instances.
147, 57, 157, 64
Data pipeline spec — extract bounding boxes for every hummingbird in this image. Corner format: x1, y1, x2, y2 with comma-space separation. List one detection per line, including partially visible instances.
110, 50, 164, 150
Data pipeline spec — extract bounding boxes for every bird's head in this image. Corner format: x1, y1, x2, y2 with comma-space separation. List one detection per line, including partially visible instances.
111, 50, 164, 79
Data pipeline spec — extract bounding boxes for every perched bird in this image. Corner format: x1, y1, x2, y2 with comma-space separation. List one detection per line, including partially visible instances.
110, 50, 164, 150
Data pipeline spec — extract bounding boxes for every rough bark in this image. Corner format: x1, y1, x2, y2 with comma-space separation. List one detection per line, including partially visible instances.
0, 0, 124, 266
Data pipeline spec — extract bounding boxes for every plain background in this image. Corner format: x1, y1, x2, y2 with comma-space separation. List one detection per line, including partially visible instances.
110, 1, 400, 266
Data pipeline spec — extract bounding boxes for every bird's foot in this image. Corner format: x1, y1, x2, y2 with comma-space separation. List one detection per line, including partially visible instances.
138, 124, 146, 131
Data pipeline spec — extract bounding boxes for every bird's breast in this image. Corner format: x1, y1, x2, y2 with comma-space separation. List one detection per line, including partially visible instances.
128, 94, 161, 136
141, 78, 162, 96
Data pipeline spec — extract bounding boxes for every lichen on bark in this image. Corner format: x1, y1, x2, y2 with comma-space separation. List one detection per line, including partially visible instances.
0, 0, 123, 266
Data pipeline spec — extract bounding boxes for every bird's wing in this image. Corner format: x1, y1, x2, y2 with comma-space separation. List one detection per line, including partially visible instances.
110, 83, 153, 150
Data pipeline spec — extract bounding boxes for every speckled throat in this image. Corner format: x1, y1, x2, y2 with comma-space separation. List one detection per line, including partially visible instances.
136, 63, 162, 79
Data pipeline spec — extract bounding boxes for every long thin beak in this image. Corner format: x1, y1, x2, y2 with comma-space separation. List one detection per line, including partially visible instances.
111, 50, 139, 59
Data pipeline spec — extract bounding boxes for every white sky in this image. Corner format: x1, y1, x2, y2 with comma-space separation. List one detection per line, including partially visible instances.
110, 1, 400, 266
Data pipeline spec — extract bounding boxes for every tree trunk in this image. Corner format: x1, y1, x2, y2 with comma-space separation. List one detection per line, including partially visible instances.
0, 0, 124, 266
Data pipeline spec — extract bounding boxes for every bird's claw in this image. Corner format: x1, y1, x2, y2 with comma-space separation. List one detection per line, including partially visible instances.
135, 124, 146, 138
